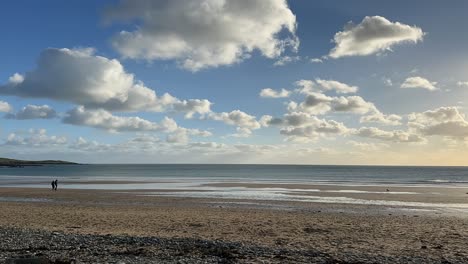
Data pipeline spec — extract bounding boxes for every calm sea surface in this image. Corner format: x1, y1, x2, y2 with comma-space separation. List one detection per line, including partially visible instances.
0, 164, 468, 185
2, 165, 468, 212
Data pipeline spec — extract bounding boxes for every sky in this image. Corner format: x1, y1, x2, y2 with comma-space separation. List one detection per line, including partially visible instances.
1, 0, 468, 165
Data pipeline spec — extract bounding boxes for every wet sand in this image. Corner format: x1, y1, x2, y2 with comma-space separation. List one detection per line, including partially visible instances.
1, 187, 468, 262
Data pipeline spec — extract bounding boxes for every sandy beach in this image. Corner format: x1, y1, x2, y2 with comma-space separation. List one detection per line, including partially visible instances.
1, 186, 468, 263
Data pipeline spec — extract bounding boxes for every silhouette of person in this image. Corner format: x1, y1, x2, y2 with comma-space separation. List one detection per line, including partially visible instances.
51, 180, 55, 190
54, 179, 58, 191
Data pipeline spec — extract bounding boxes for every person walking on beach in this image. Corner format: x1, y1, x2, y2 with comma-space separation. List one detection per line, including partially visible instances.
51, 180, 55, 190
54, 179, 58, 191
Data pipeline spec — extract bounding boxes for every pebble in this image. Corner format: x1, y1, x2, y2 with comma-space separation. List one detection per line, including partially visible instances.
0, 226, 466, 263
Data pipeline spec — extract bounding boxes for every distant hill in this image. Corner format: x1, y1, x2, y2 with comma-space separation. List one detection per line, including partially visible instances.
0, 157, 78, 167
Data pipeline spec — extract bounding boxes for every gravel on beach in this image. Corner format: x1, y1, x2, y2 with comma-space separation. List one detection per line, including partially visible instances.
0, 227, 466, 264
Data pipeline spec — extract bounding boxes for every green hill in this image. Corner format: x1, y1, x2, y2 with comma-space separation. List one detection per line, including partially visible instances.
0, 157, 78, 167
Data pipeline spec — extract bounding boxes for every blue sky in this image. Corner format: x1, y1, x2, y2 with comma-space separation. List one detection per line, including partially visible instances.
1, 0, 468, 164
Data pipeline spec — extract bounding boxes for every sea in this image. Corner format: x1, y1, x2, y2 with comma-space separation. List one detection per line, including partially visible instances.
1, 164, 468, 212
1, 164, 468, 185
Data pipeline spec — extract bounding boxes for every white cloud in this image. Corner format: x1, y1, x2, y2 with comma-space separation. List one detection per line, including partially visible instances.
294, 80, 316, 94
401, 76, 438, 91
408, 106, 468, 139
328, 16, 424, 58
208, 110, 261, 130
315, 79, 358, 94
292, 92, 376, 116
0, 48, 211, 115
331, 96, 376, 114
259, 88, 291, 98
105, 0, 298, 71
0, 100, 12, 113
310, 58, 323, 63
293, 92, 333, 115
5, 105, 57, 120
457, 81, 468, 88
279, 116, 349, 141
273, 56, 300, 66
261, 112, 305, 127
166, 130, 190, 144
70, 137, 113, 152
360, 112, 402, 126
63, 106, 211, 141
63, 106, 177, 132
263, 112, 347, 129
4, 129, 67, 147
355, 127, 425, 143
383, 78, 393, 87
8, 73, 24, 84
172, 99, 212, 118
230, 127, 253, 138
295, 79, 358, 94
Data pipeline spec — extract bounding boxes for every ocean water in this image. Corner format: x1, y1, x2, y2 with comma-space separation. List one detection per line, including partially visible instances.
2, 164, 468, 211
0, 164, 468, 185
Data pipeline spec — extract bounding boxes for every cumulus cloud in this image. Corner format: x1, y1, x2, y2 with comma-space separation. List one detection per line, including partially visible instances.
5, 105, 57, 120
63, 106, 176, 132
105, 0, 299, 71
401, 76, 438, 91
332, 96, 376, 114
360, 112, 402, 126
0, 100, 12, 113
259, 88, 291, 98
294, 80, 316, 94
4, 129, 67, 147
328, 16, 424, 58
295, 79, 358, 94
408, 107, 468, 139
355, 127, 425, 143
261, 112, 348, 134
208, 110, 261, 130
289, 92, 332, 115
315, 79, 358, 94
0, 48, 211, 115
8, 73, 24, 84
289, 92, 377, 116
278, 116, 349, 142
63, 106, 212, 141
262, 112, 341, 129
172, 99, 212, 118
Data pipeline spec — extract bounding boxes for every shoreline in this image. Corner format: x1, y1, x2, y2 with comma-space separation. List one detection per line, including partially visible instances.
2, 180, 468, 215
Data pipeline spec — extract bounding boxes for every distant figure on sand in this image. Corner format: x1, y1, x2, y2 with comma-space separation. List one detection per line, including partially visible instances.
51, 180, 55, 190
54, 179, 58, 191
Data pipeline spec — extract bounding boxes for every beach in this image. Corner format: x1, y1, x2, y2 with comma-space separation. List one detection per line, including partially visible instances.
1, 184, 468, 263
